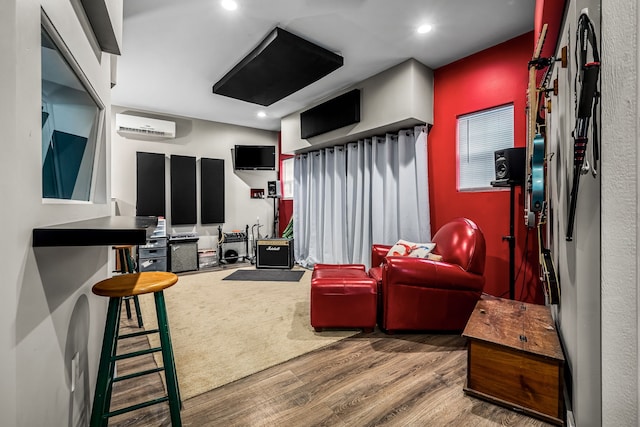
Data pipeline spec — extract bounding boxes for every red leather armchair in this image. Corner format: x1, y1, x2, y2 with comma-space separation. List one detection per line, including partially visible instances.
370, 217, 486, 333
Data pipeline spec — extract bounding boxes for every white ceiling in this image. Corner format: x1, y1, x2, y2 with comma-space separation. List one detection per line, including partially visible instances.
112, 0, 535, 131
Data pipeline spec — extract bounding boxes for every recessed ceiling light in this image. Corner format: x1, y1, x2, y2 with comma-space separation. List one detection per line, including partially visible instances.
221, 0, 238, 11
257, 111, 267, 118
417, 24, 433, 34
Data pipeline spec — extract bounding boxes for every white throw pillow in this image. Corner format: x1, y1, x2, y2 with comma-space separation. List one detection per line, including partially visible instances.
407, 242, 436, 258
386, 239, 414, 257
386, 240, 436, 258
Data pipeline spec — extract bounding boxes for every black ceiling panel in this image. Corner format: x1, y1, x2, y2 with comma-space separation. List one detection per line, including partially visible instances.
212, 27, 343, 106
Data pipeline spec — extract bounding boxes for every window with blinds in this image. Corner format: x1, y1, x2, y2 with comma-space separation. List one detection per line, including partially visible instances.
282, 157, 294, 199
457, 104, 514, 191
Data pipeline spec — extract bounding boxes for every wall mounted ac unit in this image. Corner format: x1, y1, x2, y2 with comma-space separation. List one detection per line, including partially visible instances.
115, 113, 176, 139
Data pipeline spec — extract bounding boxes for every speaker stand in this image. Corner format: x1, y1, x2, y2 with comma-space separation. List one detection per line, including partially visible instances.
491, 179, 521, 300
268, 195, 280, 238
506, 184, 516, 300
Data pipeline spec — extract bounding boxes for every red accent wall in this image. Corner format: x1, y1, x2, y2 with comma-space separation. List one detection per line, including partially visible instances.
278, 133, 293, 237
535, 0, 567, 85
430, 32, 543, 303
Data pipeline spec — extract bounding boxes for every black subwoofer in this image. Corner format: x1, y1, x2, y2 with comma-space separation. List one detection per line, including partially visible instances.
494, 147, 526, 184
256, 238, 294, 269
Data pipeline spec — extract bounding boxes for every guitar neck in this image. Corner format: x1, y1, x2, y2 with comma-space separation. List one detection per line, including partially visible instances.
526, 24, 548, 209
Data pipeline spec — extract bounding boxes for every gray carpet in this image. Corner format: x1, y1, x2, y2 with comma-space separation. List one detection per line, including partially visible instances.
223, 269, 305, 282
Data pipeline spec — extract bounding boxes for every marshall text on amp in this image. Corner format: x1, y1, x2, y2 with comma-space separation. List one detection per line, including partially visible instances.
256, 238, 294, 269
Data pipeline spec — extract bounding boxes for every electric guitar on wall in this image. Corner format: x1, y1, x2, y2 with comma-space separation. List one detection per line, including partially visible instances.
566, 11, 600, 241
524, 24, 547, 228
534, 44, 564, 305
531, 134, 545, 213
537, 199, 560, 304
536, 99, 560, 305
525, 23, 562, 304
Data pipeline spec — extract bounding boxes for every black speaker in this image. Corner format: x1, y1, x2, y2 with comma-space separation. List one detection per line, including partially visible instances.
267, 180, 281, 198
494, 147, 525, 184
300, 89, 360, 139
256, 239, 294, 269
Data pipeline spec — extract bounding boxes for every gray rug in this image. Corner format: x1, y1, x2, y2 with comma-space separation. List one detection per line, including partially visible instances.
223, 269, 305, 282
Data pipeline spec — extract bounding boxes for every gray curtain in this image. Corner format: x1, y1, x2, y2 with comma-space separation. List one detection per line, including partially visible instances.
293, 126, 430, 269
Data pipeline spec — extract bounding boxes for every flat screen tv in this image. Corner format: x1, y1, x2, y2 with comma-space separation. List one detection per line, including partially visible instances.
234, 145, 276, 170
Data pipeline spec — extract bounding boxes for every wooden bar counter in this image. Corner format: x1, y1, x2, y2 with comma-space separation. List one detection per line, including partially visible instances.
462, 295, 565, 425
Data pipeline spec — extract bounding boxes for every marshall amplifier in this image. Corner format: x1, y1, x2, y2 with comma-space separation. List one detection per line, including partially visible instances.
256, 238, 294, 269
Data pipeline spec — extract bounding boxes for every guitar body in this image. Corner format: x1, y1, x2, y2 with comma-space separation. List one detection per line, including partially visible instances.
531, 133, 545, 212
525, 24, 548, 227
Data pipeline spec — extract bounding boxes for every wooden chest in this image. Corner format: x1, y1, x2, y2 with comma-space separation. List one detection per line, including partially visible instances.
462, 296, 565, 425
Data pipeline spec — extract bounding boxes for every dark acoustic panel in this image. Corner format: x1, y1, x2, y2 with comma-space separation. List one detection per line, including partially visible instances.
300, 89, 361, 139
170, 155, 197, 225
136, 152, 166, 217
201, 158, 225, 224
212, 27, 343, 106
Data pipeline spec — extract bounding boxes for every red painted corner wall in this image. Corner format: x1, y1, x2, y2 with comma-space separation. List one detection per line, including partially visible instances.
430, 32, 543, 303
278, 133, 293, 237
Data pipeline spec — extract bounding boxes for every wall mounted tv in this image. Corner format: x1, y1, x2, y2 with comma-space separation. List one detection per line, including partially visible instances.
234, 145, 276, 170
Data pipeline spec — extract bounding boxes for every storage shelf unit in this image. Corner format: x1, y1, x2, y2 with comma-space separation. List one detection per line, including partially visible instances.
218, 225, 249, 264
138, 237, 168, 272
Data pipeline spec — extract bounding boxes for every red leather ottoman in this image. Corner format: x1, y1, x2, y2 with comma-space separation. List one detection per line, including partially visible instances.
310, 264, 377, 332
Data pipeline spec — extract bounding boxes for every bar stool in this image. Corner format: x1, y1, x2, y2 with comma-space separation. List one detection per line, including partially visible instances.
112, 245, 144, 328
90, 272, 182, 427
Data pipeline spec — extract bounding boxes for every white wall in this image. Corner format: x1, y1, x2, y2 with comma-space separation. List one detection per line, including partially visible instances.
601, 0, 639, 425
1, 1, 121, 426
550, 0, 639, 425
548, 1, 602, 425
281, 58, 434, 154
111, 107, 280, 249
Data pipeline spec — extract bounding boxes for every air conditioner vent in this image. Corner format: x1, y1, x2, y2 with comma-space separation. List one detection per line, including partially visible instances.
115, 114, 176, 139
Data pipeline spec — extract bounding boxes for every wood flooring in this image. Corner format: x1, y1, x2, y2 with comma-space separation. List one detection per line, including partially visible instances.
109, 304, 552, 427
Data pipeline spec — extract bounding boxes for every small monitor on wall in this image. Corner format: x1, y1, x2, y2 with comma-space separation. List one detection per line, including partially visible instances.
234, 145, 276, 170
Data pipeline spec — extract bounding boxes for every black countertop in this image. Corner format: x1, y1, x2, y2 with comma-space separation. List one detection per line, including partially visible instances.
33, 216, 158, 247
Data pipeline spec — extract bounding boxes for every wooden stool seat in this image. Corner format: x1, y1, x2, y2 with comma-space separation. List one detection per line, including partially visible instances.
92, 272, 178, 298
90, 271, 182, 426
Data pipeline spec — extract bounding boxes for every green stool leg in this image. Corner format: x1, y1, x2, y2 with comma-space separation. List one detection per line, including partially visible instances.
124, 297, 133, 320
90, 297, 122, 427
154, 291, 182, 426
117, 250, 134, 321
117, 248, 144, 328
124, 248, 144, 328
132, 295, 144, 328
